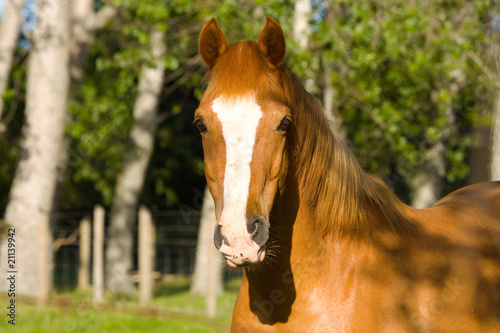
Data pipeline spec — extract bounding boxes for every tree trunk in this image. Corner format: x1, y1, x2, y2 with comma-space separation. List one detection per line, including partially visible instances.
0, 0, 71, 298
292, 0, 311, 50
70, 1, 118, 84
320, 6, 344, 138
321, 52, 346, 138
322, 59, 337, 125
411, 71, 463, 208
410, 141, 446, 208
70, 0, 94, 82
491, 92, 500, 181
105, 27, 166, 295
52, 0, 118, 212
191, 186, 223, 295
50, 0, 118, 225
0, 0, 25, 132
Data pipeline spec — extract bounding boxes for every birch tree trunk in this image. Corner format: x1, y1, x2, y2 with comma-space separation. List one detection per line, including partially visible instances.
410, 142, 446, 208
292, 0, 311, 50
70, 0, 93, 83
51, 0, 118, 213
105, 28, 166, 294
322, 57, 339, 131
491, 93, 500, 181
0, 0, 71, 298
191, 186, 223, 295
70, 1, 118, 83
0, 0, 25, 132
411, 72, 463, 208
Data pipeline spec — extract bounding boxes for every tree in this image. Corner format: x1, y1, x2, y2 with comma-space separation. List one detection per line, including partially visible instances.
0, 0, 117, 301
65, 2, 206, 210
292, 0, 311, 50
317, 0, 490, 203
191, 186, 223, 296
489, 15, 500, 181
100, 1, 209, 296
320, 5, 343, 136
106, 26, 166, 294
70, 0, 118, 84
1, 0, 71, 300
492, 93, 500, 181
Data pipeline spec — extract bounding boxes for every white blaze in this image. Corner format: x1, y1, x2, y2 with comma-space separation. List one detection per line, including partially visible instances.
212, 96, 262, 240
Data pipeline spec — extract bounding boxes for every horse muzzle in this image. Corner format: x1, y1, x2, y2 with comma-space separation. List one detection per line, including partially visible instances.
214, 216, 269, 267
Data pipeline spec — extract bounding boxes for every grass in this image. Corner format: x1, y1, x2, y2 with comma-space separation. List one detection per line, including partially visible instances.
0, 277, 241, 333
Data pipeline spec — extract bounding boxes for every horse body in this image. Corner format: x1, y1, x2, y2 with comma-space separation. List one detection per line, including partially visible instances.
196, 17, 500, 332
232, 182, 500, 332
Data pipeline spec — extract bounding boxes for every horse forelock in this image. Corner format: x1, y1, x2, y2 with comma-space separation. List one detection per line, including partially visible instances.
202, 41, 284, 103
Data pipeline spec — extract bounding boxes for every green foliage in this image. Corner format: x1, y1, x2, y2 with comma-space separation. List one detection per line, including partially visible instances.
0, 0, 497, 212
65, 1, 207, 209
0, 50, 28, 212
312, 0, 494, 193
67, 18, 139, 206
143, 96, 205, 209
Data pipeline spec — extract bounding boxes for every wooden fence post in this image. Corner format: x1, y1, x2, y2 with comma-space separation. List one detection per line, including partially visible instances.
93, 205, 105, 305
206, 232, 217, 318
37, 214, 49, 306
78, 215, 91, 291
139, 205, 155, 306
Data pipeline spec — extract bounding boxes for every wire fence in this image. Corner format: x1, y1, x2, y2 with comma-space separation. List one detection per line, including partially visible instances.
52, 209, 202, 289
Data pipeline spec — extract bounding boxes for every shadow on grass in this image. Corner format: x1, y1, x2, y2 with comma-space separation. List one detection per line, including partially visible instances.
154, 275, 192, 297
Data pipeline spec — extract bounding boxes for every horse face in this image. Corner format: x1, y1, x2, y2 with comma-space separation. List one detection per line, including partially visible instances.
196, 18, 288, 267
195, 97, 290, 267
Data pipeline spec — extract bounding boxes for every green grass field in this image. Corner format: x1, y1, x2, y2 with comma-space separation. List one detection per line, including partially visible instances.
0, 278, 240, 332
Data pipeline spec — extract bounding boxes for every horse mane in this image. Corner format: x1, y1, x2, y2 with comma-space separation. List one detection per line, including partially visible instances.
279, 67, 412, 238
204, 41, 412, 238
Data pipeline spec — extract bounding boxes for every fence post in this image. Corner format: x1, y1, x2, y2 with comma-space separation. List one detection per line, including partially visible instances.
78, 215, 91, 291
37, 214, 49, 306
206, 231, 217, 318
139, 205, 155, 306
93, 205, 105, 305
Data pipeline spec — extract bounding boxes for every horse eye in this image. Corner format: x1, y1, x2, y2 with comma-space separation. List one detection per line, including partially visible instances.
277, 117, 291, 132
195, 119, 207, 134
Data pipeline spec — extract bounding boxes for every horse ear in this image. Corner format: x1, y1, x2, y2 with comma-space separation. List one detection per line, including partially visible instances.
258, 17, 286, 68
199, 18, 228, 69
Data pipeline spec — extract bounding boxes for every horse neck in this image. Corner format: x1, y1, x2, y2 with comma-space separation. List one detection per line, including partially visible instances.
284, 76, 368, 238
283, 74, 411, 240
241, 165, 359, 324
243, 68, 412, 295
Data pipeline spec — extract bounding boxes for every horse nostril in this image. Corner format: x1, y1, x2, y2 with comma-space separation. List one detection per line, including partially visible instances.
214, 224, 228, 250
248, 216, 269, 247
247, 220, 258, 235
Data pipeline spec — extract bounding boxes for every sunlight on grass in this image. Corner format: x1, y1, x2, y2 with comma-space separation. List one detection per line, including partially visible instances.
0, 304, 224, 333
0, 277, 241, 332
153, 277, 239, 324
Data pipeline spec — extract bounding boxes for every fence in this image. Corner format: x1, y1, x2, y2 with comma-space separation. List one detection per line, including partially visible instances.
52, 208, 202, 290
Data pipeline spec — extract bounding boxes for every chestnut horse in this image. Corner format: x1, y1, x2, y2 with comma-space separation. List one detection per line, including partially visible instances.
195, 17, 500, 332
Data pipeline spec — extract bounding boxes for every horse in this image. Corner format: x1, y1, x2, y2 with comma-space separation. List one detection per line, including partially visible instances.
195, 17, 500, 332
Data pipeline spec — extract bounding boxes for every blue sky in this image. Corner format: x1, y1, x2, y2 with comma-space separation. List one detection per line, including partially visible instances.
0, 0, 37, 29
0, 0, 37, 48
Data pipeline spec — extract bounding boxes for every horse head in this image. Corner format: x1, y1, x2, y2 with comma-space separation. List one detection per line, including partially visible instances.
195, 17, 290, 267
